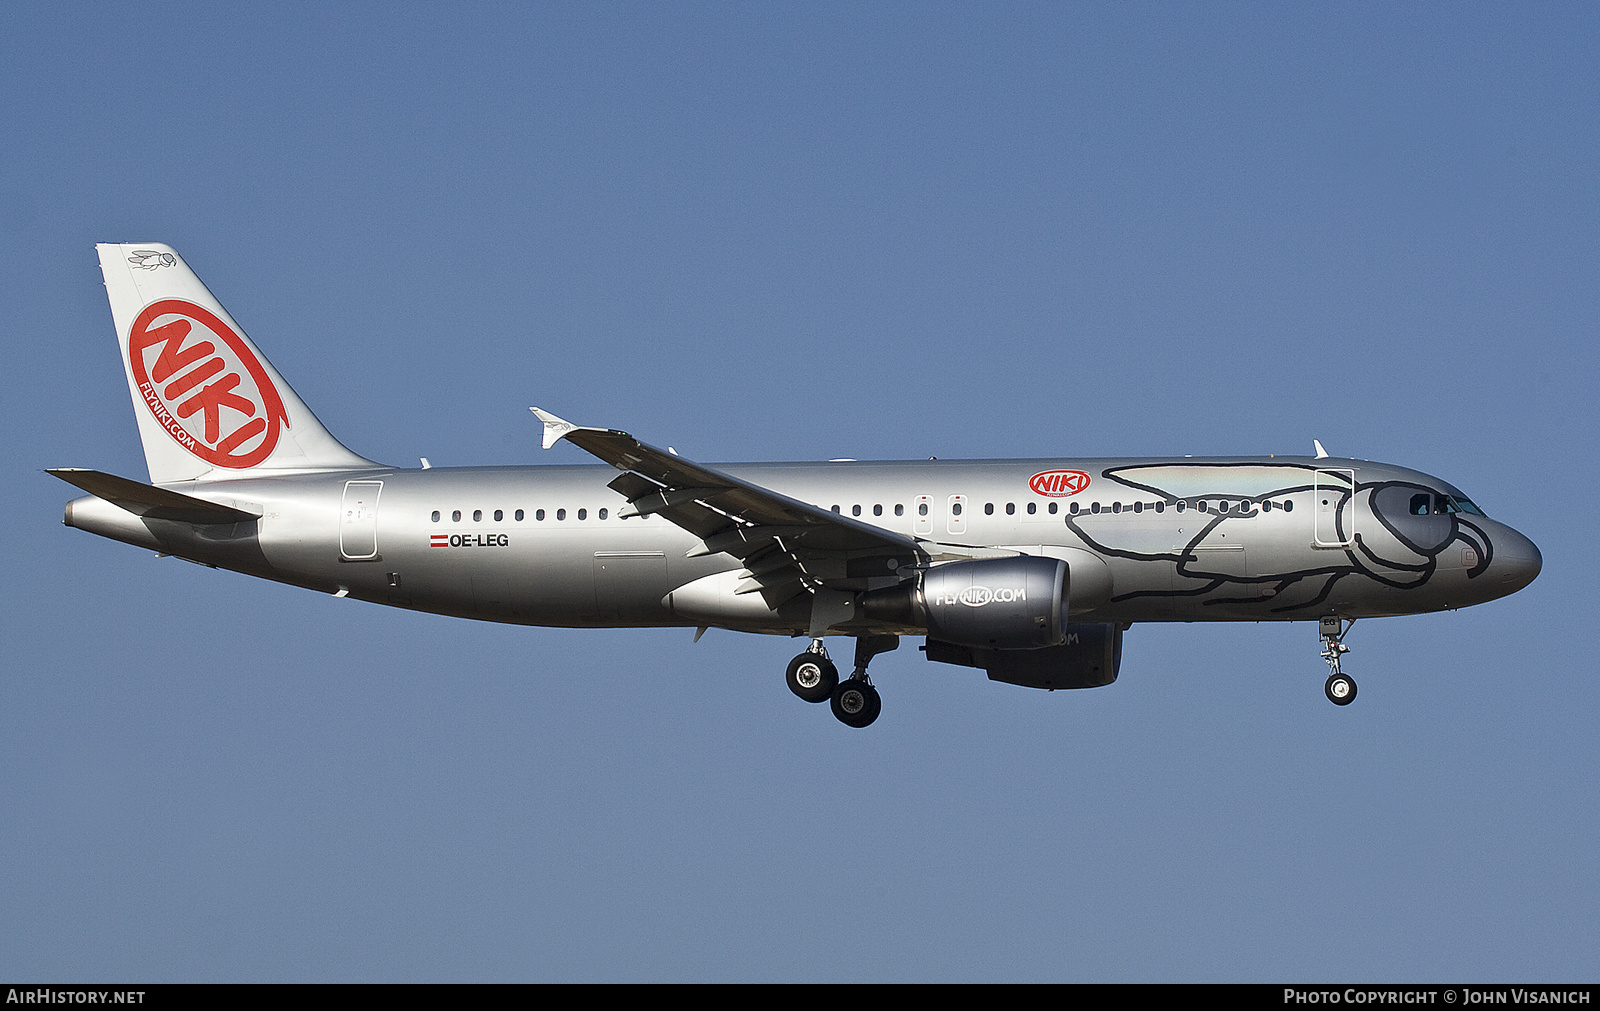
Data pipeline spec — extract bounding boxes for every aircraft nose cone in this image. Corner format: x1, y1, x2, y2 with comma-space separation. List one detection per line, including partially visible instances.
1490, 527, 1542, 596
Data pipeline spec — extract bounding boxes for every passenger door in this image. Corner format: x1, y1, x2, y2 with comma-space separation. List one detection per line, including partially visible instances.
1313, 469, 1355, 548
339, 480, 382, 560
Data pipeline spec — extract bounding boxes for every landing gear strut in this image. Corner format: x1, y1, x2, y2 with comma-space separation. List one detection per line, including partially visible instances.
784, 635, 896, 728
1320, 616, 1357, 706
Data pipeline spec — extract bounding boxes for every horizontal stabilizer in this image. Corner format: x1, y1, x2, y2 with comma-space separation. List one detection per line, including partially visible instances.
47, 469, 260, 524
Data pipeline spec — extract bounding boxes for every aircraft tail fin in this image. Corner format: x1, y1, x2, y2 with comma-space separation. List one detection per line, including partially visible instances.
97, 243, 376, 484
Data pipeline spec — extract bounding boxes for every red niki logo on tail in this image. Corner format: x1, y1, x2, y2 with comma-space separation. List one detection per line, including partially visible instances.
128, 299, 289, 469
1029, 469, 1091, 497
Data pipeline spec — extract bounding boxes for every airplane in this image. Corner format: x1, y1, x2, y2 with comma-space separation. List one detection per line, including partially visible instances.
52, 243, 1543, 728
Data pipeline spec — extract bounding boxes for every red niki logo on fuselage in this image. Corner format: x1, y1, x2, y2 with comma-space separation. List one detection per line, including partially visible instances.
128, 299, 289, 469
1029, 469, 1091, 497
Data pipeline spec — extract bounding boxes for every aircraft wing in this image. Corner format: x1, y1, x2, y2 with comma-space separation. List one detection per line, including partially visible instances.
533, 408, 931, 602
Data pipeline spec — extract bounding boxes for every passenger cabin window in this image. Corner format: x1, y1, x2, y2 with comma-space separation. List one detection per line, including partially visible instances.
895, 504, 904, 517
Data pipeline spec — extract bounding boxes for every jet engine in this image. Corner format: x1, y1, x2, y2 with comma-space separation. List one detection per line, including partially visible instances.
925, 623, 1124, 690
864, 556, 1068, 650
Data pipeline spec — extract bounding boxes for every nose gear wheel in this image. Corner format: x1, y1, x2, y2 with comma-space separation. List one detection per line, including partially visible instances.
1325, 672, 1357, 705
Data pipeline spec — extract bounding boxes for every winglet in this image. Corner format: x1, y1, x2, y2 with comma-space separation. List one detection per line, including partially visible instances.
531, 407, 579, 450
1313, 439, 1330, 459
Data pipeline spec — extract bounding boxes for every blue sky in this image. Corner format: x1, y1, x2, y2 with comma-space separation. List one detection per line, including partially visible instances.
3, 3, 1596, 981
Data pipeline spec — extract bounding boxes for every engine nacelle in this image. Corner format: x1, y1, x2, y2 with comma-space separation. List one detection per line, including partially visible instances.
926, 622, 1123, 690
865, 556, 1068, 650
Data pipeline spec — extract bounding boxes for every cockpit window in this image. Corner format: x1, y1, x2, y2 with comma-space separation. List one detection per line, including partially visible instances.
1418, 491, 1487, 517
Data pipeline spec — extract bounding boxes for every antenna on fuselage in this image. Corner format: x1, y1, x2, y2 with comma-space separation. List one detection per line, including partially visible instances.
1313, 440, 1330, 459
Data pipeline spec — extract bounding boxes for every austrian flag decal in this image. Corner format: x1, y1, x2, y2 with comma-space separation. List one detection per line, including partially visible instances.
127, 299, 289, 469
1029, 469, 1091, 497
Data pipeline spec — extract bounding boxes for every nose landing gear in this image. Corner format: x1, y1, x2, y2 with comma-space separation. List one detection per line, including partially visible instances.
1320, 616, 1357, 706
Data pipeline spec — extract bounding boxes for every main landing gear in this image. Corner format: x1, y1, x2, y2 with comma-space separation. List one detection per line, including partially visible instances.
785, 635, 897, 728
785, 643, 837, 703
1320, 616, 1357, 706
